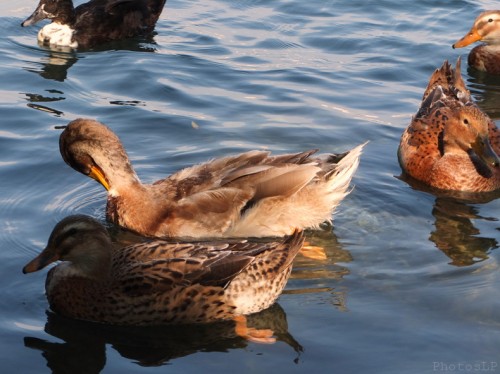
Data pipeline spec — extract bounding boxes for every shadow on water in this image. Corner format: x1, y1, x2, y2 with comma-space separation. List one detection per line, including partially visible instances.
399, 173, 500, 266
24, 304, 302, 372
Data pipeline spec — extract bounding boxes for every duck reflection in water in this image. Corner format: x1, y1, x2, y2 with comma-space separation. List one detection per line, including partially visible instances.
430, 197, 498, 266
287, 224, 351, 312
24, 304, 302, 371
25, 36, 157, 82
399, 174, 499, 266
24, 49, 78, 82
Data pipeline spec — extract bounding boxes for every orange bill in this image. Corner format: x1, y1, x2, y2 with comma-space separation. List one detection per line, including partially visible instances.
89, 165, 110, 190
453, 28, 482, 48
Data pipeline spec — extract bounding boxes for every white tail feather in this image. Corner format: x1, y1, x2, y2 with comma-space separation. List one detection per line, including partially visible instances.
323, 142, 367, 217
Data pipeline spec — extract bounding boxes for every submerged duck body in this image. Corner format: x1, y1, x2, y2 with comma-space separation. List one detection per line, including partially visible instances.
21, 0, 167, 49
23, 215, 304, 327
398, 58, 500, 192
59, 119, 365, 239
453, 10, 500, 74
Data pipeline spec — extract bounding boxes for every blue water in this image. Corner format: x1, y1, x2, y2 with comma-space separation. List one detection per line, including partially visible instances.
2, 0, 500, 373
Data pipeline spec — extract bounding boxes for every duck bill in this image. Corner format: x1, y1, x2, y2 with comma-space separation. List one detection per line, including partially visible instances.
471, 136, 500, 168
23, 248, 59, 274
453, 28, 482, 48
21, 3, 51, 27
89, 165, 110, 191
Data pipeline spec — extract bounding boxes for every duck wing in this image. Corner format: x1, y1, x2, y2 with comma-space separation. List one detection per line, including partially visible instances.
150, 150, 320, 233
114, 230, 303, 296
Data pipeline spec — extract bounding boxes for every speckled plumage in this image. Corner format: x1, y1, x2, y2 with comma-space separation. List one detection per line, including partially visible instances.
23, 215, 304, 326
453, 10, 500, 74
59, 119, 365, 239
21, 0, 167, 49
398, 58, 500, 192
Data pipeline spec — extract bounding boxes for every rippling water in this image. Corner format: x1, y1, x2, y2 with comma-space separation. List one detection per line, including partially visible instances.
2, 0, 500, 373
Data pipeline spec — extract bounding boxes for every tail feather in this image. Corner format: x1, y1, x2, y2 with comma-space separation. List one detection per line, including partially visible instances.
321, 142, 366, 213
422, 57, 471, 104
326, 142, 366, 185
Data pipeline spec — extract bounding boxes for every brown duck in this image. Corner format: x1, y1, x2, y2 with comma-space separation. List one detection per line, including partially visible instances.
398, 58, 500, 192
23, 215, 304, 343
453, 10, 500, 74
59, 118, 365, 239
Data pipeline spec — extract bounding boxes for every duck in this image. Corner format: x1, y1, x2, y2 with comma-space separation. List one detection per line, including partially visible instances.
452, 10, 500, 74
59, 118, 366, 239
21, 0, 167, 49
398, 58, 500, 192
23, 215, 305, 343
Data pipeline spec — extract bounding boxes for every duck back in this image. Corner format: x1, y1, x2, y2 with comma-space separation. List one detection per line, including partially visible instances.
73, 0, 167, 47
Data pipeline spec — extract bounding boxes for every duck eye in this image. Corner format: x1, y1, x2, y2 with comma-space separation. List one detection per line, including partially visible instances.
489, 18, 494, 23
463, 118, 469, 125
53, 227, 78, 249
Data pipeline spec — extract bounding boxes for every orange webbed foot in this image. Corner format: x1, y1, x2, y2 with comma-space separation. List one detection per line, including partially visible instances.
234, 315, 276, 344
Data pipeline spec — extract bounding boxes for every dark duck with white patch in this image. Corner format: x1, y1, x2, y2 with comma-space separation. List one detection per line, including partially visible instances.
21, 0, 167, 49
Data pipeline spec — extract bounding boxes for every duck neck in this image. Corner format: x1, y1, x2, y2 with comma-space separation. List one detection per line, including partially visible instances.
53, 1, 76, 25
51, 239, 112, 290
100, 151, 142, 197
105, 182, 168, 237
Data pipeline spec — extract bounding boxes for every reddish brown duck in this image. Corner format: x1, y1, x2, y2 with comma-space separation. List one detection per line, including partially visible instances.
59, 118, 365, 239
398, 58, 500, 192
23, 215, 304, 343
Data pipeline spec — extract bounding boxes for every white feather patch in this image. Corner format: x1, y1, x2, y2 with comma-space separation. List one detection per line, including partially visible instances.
38, 22, 78, 48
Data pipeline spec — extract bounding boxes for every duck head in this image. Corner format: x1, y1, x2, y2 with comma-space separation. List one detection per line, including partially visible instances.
443, 105, 500, 172
453, 11, 500, 48
21, 0, 75, 27
59, 118, 141, 193
23, 215, 112, 280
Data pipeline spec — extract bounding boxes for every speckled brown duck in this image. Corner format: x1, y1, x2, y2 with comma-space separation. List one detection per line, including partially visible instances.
23, 215, 304, 343
453, 11, 500, 74
21, 0, 167, 49
59, 118, 365, 239
398, 58, 500, 192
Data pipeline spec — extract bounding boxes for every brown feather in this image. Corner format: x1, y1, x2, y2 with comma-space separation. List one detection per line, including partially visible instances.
59, 119, 365, 238
24, 216, 305, 325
